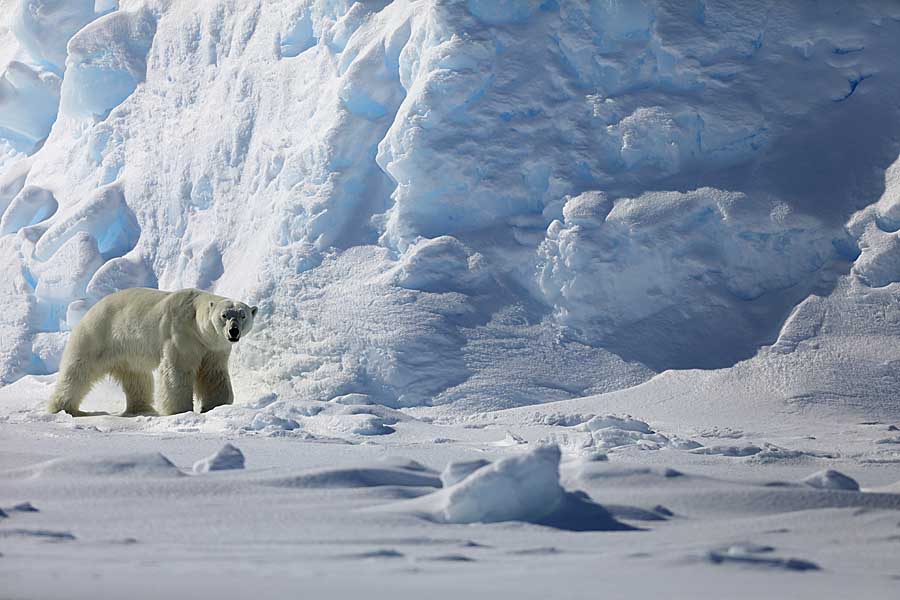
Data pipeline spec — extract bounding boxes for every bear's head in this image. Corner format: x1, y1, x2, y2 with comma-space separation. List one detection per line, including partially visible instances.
209, 300, 258, 344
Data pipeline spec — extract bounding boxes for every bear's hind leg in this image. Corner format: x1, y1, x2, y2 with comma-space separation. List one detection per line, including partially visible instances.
48, 361, 102, 416
112, 367, 156, 416
196, 352, 234, 413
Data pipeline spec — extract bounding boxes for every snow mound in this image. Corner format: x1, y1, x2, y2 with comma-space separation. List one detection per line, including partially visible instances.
326, 413, 395, 436
747, 444, 837, 464
242, 413, 301, 433
386, 445, 633, 531
265, 460, 440, 490
802, 469, 860, 491
580, 414, 653, 434
193, 443, 245, 474
26, 452, 181, 478
330, 393, 374, 406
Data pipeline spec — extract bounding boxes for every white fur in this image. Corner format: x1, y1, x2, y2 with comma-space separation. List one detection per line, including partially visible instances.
48, 288, 257, 416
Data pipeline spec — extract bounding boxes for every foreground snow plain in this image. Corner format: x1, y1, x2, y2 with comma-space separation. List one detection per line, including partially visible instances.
3, 373, 900, 598
2, 0, 900, 597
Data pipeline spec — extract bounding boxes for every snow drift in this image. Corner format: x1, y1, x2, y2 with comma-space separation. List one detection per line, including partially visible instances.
2, 0, 900, 416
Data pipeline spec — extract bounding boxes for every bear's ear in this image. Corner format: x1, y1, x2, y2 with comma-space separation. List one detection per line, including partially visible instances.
209, 301, 215, 308
251, 306, 258, 317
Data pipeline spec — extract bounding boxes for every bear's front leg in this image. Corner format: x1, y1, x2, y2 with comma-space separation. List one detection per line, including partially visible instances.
196, 351, 234, 413
157, 348, 196, 415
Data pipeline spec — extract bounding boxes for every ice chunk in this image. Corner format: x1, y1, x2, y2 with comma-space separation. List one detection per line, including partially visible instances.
437, 445, 565, 524
193, 443, 245, 473
382, 445, 633, 531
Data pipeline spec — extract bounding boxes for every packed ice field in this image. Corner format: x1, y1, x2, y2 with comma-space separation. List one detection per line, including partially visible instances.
2, 0, 900, 598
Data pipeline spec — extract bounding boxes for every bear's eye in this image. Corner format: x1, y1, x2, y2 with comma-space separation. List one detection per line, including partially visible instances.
239, 311, 245, 319
221, 314, 227, 320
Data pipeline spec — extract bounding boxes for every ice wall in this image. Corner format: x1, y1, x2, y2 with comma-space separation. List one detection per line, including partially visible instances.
1, 0, 900, 411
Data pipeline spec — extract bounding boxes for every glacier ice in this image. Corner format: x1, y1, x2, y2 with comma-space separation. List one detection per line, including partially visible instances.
1, 0, 900, 416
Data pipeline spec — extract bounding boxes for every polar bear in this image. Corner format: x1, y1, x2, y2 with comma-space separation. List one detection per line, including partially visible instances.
48, 288, 257, 416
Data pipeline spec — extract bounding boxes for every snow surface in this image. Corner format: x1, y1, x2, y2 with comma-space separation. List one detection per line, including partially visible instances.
2, 0, 900, 597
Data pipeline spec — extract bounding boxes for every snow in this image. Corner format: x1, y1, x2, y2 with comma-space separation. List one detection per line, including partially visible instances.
803, 469, 860, 492
387, 444, 633, 531
60, 7, 157, 120
192, 442, 244, 473
421, 444, 567, 524
706, 543, 821, 572
1, 0, 900, 597
23, 452, 183, 478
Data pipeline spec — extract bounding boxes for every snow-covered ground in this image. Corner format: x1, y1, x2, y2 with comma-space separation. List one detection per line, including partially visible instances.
3, 381, 900, 599
2, 0, 900, 597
